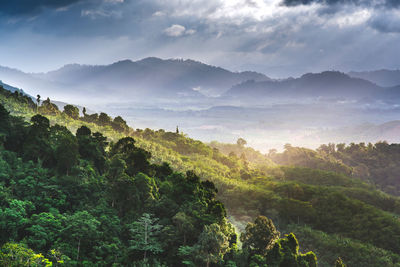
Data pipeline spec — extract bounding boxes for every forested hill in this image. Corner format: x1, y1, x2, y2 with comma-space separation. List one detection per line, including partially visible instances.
1, 85, 400, 266
0, 86, 317, 266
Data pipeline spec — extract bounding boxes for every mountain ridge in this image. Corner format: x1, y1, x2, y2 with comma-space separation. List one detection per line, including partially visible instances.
0, 57, 272, 103
224, 71, 385, 102
348, 69, 400, 87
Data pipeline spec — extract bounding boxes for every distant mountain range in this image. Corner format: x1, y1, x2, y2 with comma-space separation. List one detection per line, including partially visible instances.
348, 69, 400, 87
224, 71, 400, 104
2, 60, 400, 149
1, 57, 400, 107
0, 57, 270, 104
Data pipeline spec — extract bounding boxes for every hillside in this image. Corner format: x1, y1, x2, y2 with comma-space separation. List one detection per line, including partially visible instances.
3, 84, 400, 266
0, 86, 318, 266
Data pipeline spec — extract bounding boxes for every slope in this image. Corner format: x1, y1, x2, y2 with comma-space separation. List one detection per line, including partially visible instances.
2, 84, 400, 266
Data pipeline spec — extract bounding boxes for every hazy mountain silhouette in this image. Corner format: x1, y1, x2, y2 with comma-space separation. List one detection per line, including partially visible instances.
225, 71, 382, 102
35, 58, 270, 97
0, 57, 271, 104
2, 59, 400, 108
349, 69, 400, 87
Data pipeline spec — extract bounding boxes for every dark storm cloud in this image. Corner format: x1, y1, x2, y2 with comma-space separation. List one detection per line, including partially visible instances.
282, 0, 400, 8
0, 0, 86, 16
0, 0, 400, 77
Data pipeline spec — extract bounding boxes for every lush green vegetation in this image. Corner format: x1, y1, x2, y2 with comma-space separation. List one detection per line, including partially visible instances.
4, 85, 400, 266
269, 142, 400, 196
0, 88, 316, 266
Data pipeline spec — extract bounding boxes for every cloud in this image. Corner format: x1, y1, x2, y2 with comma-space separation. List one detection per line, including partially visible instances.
369, 10, 400, 33
185, 29, 196, 35
0, 0, 86, 16
81, 9, 122, 19
281, 0, 399, 8
164, 24, 186, 37
164, 24, 196, 37
1, 0, 400, 78
104, 0, 124, 3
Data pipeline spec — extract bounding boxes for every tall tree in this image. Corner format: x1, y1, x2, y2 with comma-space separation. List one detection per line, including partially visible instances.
195, 223, 229, 267
36, 94, 40, 113
129, 213, 163, 261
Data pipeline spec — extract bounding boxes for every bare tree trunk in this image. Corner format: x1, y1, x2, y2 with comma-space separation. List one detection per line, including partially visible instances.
76, 238, 81, 262
144, 221, 148, 260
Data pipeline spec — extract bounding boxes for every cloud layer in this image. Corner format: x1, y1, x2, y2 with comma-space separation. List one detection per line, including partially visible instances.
0, 0, 85, 15
0, 0, 399, 77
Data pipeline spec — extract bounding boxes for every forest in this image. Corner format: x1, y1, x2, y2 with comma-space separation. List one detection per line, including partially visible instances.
1, 85, 400, 266
0, 87, 318, 266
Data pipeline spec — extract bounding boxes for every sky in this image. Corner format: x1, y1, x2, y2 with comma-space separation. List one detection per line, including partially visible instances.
0, 0, 400, 77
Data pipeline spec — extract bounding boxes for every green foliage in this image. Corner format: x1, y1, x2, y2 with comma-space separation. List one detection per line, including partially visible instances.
62, 105, 79, 120
240, 215, 280, 256
334, 257, 346, 267
179, 223, 230, 266
0, 102, 250, 266
39, 98, 60, 116
129, 213, 163, 260
266, 233, 317, 267
287, 224, 400, 267
0, 242, 56, 267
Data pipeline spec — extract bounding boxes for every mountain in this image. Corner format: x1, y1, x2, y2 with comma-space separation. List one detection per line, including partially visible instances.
349, 69, 400, 87
224, 71, 382, 103
0, 80, 25, 94
0, 57, 271, 104
0, 65, 69, 100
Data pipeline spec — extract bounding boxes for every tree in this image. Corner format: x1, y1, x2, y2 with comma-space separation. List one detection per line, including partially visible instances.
0, 104, 10, 145
237, 138, 247, 147
172, 212, 195, 245
0, 242, 52, 267
133, 173, 159, 212
194, 223, 229, 267
36, 95, 40, 113
76, 125, 91, 137
63, 105, 79, 119
98, 112, 111, 126
26, 212, 63, 251
39, 97, 59, 115
62, 211, 100, 262
0, 200, 32, 243
241, 216, 280, 256
54, 129, 79, 175
266, 233, 317, 267
23, 115, 52, 164
112, 116, 128, 133
129, 213, 163, 261
334, 257, 346, 267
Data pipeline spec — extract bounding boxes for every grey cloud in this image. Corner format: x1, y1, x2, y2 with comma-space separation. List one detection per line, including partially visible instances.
0, 0, 87, 16
282, 0, 399, 8
369, 11, 400, 33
